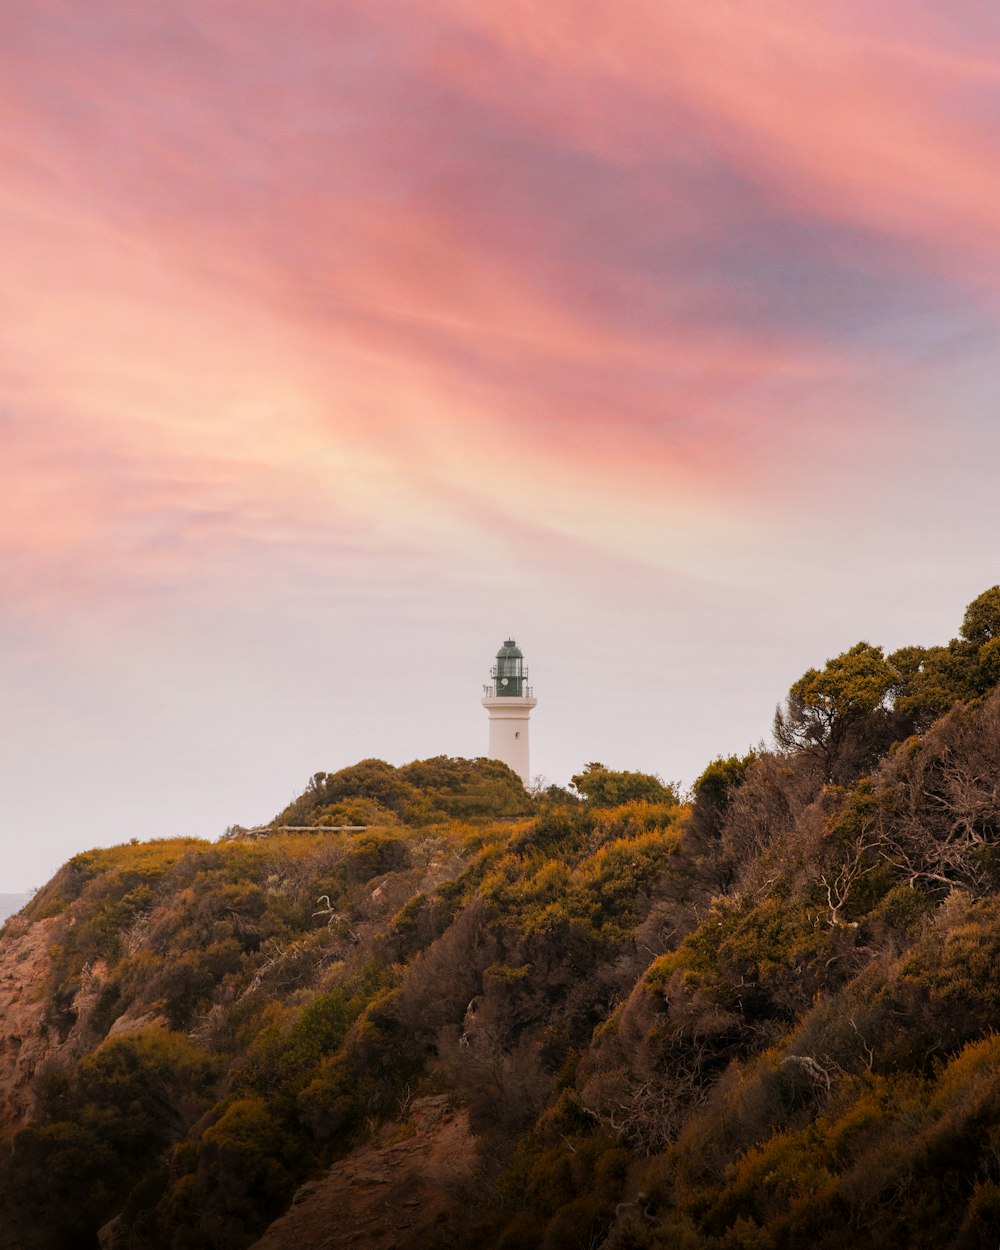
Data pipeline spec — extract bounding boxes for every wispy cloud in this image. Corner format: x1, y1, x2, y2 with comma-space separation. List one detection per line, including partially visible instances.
7, 2, 1000, 884
3, 0, 1000, 617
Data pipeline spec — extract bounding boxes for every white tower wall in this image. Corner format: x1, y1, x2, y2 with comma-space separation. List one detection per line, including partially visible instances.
481, 694, 538, 786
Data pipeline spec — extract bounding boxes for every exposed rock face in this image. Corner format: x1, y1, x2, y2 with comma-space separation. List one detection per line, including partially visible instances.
250, 1095, 479, 1250
105, 1009, 169, 1039
0, 916, 107, 1132
0, 916, 59, 1130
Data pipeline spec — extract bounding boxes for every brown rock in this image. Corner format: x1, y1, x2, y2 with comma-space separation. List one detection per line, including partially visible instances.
0, 915, 110, 1132
249, 1099, 478, 1250
0, 917, 60, 1130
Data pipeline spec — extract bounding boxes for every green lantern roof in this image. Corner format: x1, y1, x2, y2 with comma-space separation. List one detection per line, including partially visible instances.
489, 639, 529, 697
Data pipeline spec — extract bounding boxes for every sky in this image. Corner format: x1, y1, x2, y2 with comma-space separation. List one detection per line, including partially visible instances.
4, 1, 1000, 890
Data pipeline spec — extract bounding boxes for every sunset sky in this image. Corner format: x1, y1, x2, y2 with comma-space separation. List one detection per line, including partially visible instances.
4, 2, 1000, 889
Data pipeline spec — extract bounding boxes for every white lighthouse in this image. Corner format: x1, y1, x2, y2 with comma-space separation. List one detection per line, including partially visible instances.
481, 639, 537, 786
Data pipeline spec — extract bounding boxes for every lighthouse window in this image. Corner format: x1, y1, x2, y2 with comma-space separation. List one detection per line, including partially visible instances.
515, 731, 520, 739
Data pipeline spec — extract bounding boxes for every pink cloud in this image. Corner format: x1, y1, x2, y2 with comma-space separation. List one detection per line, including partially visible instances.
418, 4, 1000, 270
2, 0, 1000, 627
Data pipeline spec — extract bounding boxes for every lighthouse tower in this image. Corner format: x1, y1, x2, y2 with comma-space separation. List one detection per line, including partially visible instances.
481, 639, 537, 786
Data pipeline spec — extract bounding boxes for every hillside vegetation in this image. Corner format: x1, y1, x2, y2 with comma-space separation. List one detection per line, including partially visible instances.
5, 591, 1000, 1249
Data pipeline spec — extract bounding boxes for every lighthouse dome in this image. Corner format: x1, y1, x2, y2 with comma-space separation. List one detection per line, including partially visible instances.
491, 639, 527, 696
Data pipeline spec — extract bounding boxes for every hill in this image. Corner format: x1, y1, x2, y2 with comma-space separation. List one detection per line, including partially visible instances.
4, 590, 1000, 1248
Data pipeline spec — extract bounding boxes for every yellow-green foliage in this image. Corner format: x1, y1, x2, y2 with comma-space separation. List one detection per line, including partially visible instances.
492, 1119, 631, 1250
307, 798, 403, 826
632, 1013, 1000, 1249
930, 1032, 1000, 1109
588, 800, 687, 842
18, 653, 1000, 1250
905, 912, 1000, 999
274, 756, 534, 829
864, 883, 936, 933
7, 763, 499, 1248
162, 1096, 298, 1245
27, 837, 208, 921
72, 837, 209, 879
718, 1123, 837, 1225
646, 894, 828, 1013
237, 962, 395, 1107
481, 813, 680, 937
7, 1029, 218, 1246
570, 763, 679, 808
481, 855, 586, 934
44, 823, 453, 1031
580, 830, 681, 926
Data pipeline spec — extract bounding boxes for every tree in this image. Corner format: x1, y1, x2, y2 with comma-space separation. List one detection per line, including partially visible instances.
890, 586, 1000, 727
691, 753, 758, 813
889, 640, 980, 726
774, 642, 898, 780
684, 753, 760, 890
569, 763, 678, 808
960, 585, 1000, 645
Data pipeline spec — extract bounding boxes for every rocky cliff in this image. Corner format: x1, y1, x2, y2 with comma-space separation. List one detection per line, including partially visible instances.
6, 593, 1000, 1249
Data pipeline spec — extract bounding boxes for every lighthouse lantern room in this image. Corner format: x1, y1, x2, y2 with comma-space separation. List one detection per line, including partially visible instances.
482, 639, 537, 786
